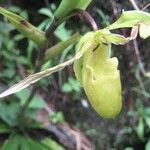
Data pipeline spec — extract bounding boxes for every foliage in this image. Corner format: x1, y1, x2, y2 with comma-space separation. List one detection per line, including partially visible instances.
61, 77, 81, 93
2, 134, 64, 150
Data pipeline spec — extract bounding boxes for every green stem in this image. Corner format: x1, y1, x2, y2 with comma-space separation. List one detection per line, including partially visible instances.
45, 32, 81, 60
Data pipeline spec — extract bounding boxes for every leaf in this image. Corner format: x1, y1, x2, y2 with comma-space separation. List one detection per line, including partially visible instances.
54, 22, 71, 40
50, 112, 64, 124
145, 141, 150, 150
144, 108, 150, 116
68, 77, 81, 92
0, 102, 19, 126
8, 6, 21, 14
42, 138, 65, 150
107, 10, 150, 30
144, 117, 150, 129
132, 87, 150, 98
136, 118, 145, 141
54, 0, 92, 20
38, 8, 53, 18
2, 135, 21, 150
19, 137, 30, 150
0, 123, 11, 134
61, 77, 81, 93
0, 7, 47, 47
27, 138, 47, 150
0, 41, 92, 98
2, 134, 51, 150
61, 83, 72, 93
54, 0, 79, 20
16, 88, 47, 109
76, 0, 92, 10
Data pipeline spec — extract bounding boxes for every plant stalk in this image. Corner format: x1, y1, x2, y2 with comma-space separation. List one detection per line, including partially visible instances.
18, 9, 95, 123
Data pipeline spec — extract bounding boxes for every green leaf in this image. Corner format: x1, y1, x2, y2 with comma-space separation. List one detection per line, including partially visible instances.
61, 83, 72, 93
54, 0, 92, 20
62, 77, 81, 93
96, 9, 110, 26
136, 118, 145, 141
41, 60, 52, 71
38, 8, 53, 18
68, 77, 81, 92
42, 138, 65, 150
144, 108, 150, 116
144, 117, 150, 129
17, 56, 29, 65
19, 11, 28, 20
54, 22, 71, 40
8, 6, 21, 14
0, 68, 16, 79
2, 134, 52, 150
0, 102, 19, 126
38, 19, 50, 30
76, 0, 92, 10
0, 7, 47, 47
50, 111, 64, 124
0, 21, 14, 34
0, 123, 11, 134
2, 135, 21, 150
16, 88, 47, 109
107, 10, 150, 30
54, 0, 79, 20
145, 141, 150, 150
27, 138, 46, 150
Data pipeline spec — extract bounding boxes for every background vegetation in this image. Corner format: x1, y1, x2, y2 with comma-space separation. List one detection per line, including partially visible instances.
0, 0, 150, 149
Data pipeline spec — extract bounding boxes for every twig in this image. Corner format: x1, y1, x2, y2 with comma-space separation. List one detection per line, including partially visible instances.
77, 10, 98, 31
133, 40, 146, 76
46, 10, 98, 37
129, 0, 147, 76
142, 3, 150, 10
129, 0, 140, 10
